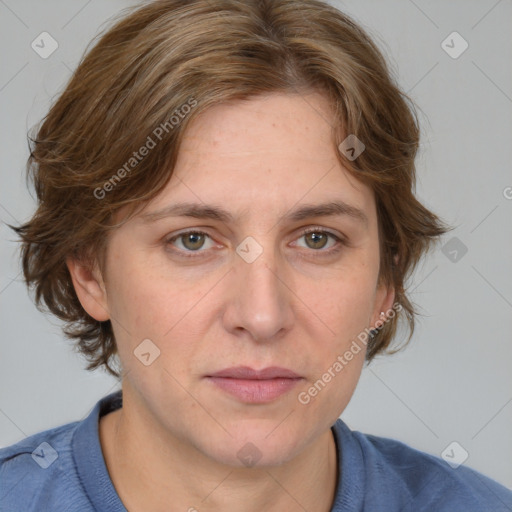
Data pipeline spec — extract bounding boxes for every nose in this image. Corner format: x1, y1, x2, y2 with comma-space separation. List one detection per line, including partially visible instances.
222, 242, 295, 343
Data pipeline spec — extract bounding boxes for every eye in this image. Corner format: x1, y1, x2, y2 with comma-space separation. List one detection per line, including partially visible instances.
165, 230, 216, 255
294, 227, 344, 255
165, 227, 345, 259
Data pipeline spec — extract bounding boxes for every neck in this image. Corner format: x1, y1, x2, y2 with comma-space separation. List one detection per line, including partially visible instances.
99, 385, 339, 512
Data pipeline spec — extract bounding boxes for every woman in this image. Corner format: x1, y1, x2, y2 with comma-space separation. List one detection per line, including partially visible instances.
1, 0, 511, 510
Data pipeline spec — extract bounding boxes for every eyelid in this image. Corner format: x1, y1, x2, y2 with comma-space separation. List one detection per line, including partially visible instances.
296, 226, 345, 242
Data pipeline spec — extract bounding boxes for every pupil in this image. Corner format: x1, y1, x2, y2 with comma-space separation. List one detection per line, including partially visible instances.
185, 233, 204, 250
309, 232, 326, 249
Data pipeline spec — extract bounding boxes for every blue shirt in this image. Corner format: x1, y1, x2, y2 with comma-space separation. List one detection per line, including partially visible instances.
1, 390, 511, 511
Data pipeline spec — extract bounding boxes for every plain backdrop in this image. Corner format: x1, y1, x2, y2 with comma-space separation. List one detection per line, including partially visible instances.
1, 0, 511, 489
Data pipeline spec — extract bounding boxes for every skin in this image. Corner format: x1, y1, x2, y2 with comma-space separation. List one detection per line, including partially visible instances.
68, 91, 395, 512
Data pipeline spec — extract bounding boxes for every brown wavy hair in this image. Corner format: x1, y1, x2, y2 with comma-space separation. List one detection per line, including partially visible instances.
11, 0, 451, 378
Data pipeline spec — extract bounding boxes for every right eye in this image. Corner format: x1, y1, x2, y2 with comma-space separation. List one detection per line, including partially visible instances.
165, 230, 216, 254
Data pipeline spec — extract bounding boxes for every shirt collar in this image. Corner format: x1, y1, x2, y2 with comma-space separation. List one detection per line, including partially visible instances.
72, 389, 126, 511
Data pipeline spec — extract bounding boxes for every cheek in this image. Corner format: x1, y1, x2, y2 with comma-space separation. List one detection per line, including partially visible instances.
293, 264, 375, 413
105, 248, 216, 361
295, 329, 367, 426
308, 264, 378, 340
103, 245, 173, 340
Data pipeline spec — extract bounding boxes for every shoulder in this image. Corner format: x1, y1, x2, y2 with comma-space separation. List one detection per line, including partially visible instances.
0, 421, 91, 511
346, 423, 512, 511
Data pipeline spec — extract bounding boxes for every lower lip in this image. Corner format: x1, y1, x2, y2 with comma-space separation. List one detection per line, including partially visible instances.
206, 377, 303, 403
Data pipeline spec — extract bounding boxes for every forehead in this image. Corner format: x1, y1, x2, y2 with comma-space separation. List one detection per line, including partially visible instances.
178, 91, 336, 161
140, 91, 376, 226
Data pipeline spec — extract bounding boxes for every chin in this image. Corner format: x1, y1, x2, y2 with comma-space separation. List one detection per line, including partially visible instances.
198, 425, 304, 469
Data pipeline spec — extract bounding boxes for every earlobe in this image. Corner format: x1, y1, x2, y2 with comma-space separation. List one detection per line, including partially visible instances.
66, 257, 110, 322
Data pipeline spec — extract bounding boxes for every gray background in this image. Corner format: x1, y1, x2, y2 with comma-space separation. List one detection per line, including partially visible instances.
1, 0, 511, 489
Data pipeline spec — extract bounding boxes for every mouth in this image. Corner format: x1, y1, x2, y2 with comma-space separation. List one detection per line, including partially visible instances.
205, 366, 304, 403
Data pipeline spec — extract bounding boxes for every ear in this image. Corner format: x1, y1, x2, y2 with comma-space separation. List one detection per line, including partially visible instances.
370, 253, 399, 327
66, 257, 110, 321
370, 282, 395, 328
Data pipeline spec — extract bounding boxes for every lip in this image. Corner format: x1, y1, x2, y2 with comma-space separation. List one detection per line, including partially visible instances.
208, 366, 301, 379
205, 366, 303, 403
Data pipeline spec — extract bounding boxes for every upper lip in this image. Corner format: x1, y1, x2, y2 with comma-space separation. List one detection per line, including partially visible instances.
207, 366, 301, 379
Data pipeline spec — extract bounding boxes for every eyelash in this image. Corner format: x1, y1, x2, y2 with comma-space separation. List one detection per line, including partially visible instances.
164, 226, 346, 259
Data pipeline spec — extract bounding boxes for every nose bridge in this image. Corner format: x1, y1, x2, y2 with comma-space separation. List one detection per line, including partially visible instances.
228, 235, 293, 341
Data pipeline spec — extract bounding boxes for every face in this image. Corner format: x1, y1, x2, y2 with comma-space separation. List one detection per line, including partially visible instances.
72, 91, 394, 467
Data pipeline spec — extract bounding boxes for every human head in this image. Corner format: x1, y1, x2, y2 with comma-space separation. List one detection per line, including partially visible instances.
13, 0, 449, 379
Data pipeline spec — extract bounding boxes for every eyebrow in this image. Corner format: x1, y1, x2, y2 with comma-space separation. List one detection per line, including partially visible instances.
141, 200, 368, 227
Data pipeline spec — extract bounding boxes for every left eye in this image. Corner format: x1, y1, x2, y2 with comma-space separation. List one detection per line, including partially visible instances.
295, 228, 341, 251
165, 228, 343, 256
